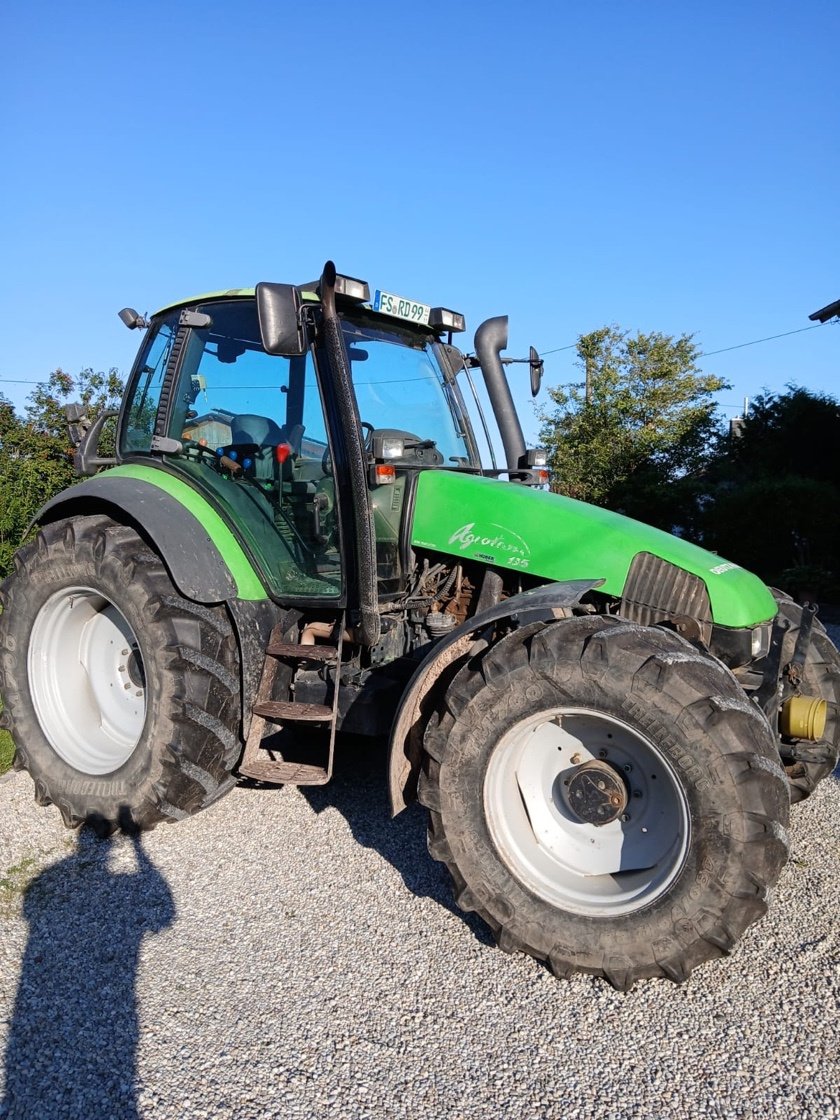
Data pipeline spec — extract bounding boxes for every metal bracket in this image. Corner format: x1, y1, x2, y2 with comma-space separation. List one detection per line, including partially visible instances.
785, 602, 819, 689
752, 615, 791, 719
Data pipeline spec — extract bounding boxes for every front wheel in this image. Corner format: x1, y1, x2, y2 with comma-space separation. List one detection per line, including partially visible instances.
419, 616, 790, 988
0, 515, 242, 832
770, 591, 840, 802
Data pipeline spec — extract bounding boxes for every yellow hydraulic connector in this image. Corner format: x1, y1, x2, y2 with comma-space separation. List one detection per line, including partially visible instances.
779, 695, 827, 741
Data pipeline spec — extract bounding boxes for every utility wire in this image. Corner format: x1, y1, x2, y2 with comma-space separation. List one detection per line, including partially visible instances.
539, 321, 831, 361
701, 323, 824, 357
0, 320, 834, 387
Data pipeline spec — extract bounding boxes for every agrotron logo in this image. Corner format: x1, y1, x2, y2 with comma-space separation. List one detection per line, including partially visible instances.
448, 522, 532, 568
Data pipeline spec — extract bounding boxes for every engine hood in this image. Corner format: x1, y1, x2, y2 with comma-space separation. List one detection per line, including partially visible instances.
410, 471, 776, 629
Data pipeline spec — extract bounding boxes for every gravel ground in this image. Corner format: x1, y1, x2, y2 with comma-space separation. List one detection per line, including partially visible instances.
0, 717, 838, 1118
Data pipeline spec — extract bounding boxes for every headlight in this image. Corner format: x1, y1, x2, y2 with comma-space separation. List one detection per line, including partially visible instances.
751, 622, 772, 660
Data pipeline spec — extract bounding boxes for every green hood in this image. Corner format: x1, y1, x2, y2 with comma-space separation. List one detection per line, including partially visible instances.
410, 472, 776, 629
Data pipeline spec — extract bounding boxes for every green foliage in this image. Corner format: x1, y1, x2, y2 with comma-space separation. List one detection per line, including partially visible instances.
721, 386, 840, 488
0, 368, 123, 580
538, 326, 727, 531
0, 853, 41, 914
0, 725, 13, 775
702, 386, 840, 587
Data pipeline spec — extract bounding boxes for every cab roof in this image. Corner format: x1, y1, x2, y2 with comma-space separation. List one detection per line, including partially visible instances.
154, 287, 319, 318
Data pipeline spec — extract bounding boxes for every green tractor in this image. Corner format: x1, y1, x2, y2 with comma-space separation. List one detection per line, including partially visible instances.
1, 262, 837, 988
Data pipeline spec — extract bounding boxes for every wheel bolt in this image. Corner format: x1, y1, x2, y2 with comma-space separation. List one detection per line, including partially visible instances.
633, 790, 642, 799
623, 764, 632, 773
570, 753, 582, 765
598, 749, 607, 758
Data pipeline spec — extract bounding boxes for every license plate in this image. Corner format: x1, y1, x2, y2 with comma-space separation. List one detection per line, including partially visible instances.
373, 289, 431, 326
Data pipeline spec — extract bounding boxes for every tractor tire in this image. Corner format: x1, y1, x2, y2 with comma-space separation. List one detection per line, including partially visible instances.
418, 615, 790, 989
772, 591, 840, 803
0, 515, 241, 832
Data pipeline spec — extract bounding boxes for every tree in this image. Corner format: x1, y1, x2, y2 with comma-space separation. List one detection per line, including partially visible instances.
719, 385, 840, 488
0, 368, 123, 579
538, 326, 727, 532
701, 386, 840, 595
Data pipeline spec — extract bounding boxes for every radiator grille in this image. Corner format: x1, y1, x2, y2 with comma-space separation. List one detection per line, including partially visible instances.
621, 552, 713, 642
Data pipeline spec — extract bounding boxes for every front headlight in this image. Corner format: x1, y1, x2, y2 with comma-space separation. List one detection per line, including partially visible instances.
751, 621, 772, 660
711, 621, 772, 668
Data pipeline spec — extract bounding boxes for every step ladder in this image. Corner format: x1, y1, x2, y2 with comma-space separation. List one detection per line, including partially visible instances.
237, 621, 344, 786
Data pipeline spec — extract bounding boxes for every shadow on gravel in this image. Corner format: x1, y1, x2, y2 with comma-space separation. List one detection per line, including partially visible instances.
1, 828, 175, 1120
300, 734, 494, 946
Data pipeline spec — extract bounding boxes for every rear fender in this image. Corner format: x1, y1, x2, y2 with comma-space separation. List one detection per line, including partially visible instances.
388, 579, 601, 815
32, 476, 279, 739
33, 475, 263, 603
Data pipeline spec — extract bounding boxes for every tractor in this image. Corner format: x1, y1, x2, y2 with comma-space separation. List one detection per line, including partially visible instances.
1, 261, 838, 988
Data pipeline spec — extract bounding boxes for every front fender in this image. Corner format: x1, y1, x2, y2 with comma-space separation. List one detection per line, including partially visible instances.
388, 579, 601, 815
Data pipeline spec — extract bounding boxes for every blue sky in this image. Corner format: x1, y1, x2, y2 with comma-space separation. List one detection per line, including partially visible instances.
1, 1, 837, 446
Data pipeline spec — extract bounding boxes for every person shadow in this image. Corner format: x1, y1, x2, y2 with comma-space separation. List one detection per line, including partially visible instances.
299, 734, 494, 947
1, 822, 175, 1120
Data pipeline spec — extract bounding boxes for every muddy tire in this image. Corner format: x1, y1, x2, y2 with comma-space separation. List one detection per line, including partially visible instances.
0, 515, 241, 832
418, 616, 790, 989
772, 592, 840, 803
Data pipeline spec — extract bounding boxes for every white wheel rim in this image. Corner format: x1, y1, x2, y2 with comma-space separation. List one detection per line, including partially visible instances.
28, 586, 146, 774
484, 707, 690, 916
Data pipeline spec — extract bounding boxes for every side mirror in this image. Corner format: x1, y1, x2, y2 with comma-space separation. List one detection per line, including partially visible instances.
65, 402, 89, 448
118, 308, 149, 330
529, 346, 544, 397
256, 282, 306, 356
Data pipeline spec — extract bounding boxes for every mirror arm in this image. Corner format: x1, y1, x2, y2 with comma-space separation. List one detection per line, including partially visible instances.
74, 410, 120, 476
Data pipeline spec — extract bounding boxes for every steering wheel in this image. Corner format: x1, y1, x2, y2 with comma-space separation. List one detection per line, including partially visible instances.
322, 422, 376, 476
181, 439, 222, 469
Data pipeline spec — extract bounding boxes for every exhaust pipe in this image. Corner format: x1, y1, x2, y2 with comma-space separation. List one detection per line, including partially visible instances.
474, 316, 526, 471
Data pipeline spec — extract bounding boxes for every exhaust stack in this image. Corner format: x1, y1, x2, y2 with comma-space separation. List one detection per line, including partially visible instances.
474, 316, 526, 471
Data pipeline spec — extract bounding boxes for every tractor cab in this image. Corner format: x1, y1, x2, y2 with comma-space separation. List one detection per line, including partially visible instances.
113, 270, 488, 606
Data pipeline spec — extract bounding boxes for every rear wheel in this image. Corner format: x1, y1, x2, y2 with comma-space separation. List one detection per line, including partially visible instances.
0, 515, 241, 832
419, 616, 790, 988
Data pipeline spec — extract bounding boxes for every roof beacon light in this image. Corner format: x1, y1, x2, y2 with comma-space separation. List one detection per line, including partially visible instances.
430, 307, 466, 333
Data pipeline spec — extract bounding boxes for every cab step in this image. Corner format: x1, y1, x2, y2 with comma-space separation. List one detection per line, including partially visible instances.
266, 641, 338, 663
239, 759, 332, 786
251, 701, 332, 721
237, 619, 344, 787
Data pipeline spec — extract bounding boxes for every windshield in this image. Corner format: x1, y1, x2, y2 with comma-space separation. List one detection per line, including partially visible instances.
340, 316, 476, 466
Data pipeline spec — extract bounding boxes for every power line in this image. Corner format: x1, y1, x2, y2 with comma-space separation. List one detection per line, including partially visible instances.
540, 343, 577, 356
539, 320, 832, 361
0, 320, 834, 388
701, 323, 824, 357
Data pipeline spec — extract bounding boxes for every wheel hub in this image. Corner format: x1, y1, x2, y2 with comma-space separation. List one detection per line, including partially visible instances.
564, 759, 628, 826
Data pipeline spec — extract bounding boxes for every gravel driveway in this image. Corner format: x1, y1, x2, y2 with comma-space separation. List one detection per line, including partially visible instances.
2, 647, 840, 1120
